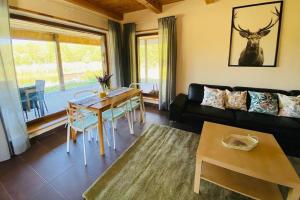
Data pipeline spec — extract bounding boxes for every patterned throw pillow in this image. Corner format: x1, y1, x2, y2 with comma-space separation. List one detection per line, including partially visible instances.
225, 90, 247, 111
201, 86, 225, 109
248, 91, 278, 115
278, 94, 300, 118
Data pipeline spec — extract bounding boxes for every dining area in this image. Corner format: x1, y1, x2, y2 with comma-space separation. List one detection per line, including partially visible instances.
66, 86, 146, 165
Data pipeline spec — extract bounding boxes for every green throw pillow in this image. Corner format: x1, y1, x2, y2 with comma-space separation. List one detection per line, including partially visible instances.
248, 91, 278, 115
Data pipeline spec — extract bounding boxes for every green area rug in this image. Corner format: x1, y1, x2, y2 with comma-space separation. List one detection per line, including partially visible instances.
83, 124, 300, 200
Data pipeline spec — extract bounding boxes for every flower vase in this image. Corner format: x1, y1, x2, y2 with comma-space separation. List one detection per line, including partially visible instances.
99, 84, 109, 98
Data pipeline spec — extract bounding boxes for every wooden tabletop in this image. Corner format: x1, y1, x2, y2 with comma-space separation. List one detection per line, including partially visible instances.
90, 88, 140, 111
70, 88, 142, 112
197, 122, 300, 188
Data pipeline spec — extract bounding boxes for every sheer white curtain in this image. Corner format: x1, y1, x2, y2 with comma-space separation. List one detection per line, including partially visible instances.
0, 0, 29, 160
0, 114, 10, 161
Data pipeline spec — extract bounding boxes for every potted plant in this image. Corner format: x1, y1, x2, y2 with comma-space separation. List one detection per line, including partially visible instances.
96, 73, 112, 98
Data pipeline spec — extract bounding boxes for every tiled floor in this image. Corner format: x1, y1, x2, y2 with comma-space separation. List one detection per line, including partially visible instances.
0, 106, 199, 200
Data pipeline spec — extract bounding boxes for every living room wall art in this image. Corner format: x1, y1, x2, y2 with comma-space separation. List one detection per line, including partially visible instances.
228, 1, 283, 67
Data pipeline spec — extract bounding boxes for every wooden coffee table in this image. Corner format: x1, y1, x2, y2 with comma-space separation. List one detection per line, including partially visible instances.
194, 122, 300, 200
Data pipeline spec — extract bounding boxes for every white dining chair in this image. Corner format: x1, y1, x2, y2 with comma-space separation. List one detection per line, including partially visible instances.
73, 90, 98, 99
102, 97, 134, 150
66, 105, 110, 166
129, 83, 146, 122
72, 90, 98, 141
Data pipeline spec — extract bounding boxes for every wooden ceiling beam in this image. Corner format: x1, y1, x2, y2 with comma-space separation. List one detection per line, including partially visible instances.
135, 0, 162, 13
204, 0, 215, 4
63, 0, 123, 20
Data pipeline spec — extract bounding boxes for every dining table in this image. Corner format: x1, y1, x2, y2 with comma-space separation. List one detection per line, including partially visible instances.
68, 87, 145, 156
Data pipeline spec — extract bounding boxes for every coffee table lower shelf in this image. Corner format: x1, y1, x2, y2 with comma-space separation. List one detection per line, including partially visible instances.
200, 162, 283, 200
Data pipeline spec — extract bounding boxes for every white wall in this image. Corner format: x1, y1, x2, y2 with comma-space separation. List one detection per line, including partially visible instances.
124, 0, 300, 93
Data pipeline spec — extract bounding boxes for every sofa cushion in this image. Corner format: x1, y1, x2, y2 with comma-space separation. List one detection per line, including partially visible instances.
201, 86, 225, 109
278, 94, 300, 118
235, 110, 278, 130
236, 110, 300, 129
188, 83, 232, 103
277, 117, 300, 130
225, 90, 247, 111
233, 86, 289, 110
248, 91, 279, 116
185, 104, 235, 121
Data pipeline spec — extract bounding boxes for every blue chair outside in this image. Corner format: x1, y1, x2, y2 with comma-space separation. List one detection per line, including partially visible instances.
19, 86, 40, 119
35, 80, 48, 116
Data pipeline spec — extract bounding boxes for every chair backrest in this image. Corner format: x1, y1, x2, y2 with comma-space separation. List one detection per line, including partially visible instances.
35, 80, 45, 93
110, 95, 131, 109
73, 90, 97, 99
129, 83, 141, 89
66, 103, 86, 126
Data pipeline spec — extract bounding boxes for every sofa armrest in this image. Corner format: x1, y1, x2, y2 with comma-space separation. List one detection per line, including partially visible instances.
169, 93, 188, 121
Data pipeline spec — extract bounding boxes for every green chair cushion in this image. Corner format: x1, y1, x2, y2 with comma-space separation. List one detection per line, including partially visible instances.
72, 114, 98, 130
102, 107, 126, 121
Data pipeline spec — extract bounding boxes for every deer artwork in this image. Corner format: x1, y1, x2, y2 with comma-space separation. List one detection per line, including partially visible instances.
233, 7, 280, 66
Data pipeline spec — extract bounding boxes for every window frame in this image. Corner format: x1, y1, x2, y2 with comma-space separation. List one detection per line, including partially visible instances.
10, 14, 110, 123
10, 13, 109, 76
135, 32, 159, 98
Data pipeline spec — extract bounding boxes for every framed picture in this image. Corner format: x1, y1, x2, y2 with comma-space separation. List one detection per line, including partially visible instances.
228, 1, 283, 67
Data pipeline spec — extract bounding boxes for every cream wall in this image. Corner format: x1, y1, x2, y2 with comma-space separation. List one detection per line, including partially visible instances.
8, 0, 109, 30
124, 0, 300, 93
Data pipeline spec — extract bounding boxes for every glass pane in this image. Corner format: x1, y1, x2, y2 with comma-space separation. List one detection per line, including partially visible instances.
60, 42, 103, 90
146, 38, 159, 92
12, 36, 106, 122
138, 39, 146, 81
12, 39, 60, 92
138, 36, 159, 96
12, 39, 60, 122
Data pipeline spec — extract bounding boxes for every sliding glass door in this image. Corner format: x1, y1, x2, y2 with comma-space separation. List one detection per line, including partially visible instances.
137, 34, 159, 98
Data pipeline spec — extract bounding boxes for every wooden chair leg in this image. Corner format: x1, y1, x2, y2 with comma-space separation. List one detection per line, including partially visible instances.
71, 129, 77, 143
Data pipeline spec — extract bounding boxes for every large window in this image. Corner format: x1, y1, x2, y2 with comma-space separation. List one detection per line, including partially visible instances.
12, 30, 107, 122
12, 40, 60, 92
137, 34, 159, 97
60, 43, 104, 90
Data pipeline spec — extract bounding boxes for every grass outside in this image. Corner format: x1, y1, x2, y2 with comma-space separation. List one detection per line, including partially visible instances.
15, 62, 103, 93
